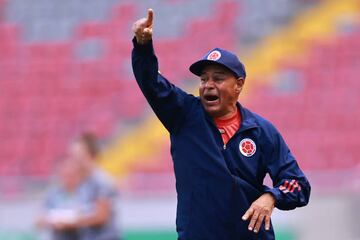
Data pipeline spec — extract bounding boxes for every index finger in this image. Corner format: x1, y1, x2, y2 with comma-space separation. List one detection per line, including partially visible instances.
145, 8, 153, 27
242, 207, 254, 221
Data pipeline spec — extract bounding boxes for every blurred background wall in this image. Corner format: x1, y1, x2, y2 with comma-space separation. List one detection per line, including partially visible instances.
0, 0, 359, 239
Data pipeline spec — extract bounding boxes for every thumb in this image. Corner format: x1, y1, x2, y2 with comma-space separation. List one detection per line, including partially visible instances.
145, 8, 153, 27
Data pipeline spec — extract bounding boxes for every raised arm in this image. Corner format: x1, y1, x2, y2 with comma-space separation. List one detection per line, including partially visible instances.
132, 8, 153, 45
131, 9, 193, 133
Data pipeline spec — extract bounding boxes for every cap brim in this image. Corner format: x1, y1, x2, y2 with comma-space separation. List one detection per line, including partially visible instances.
189, 60, 238, 77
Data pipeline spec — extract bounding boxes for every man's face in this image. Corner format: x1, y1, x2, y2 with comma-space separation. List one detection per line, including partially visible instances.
199, 64, 244, 118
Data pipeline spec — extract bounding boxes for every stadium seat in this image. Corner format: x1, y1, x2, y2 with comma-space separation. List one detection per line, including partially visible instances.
0, 0, 358, 184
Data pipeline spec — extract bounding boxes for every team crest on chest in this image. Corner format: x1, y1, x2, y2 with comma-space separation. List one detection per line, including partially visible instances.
239, 138, 256, 157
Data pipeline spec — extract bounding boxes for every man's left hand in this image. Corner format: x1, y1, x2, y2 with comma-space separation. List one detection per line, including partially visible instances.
242, 193, 275, 233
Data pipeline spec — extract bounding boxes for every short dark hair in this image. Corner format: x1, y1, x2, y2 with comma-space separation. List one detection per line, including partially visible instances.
78, 132, 99, 158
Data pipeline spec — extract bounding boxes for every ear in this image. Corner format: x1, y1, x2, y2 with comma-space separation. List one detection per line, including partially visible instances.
235, 78, 245, 94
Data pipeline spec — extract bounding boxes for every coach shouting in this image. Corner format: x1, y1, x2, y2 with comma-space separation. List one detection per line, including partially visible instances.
131, 9, 310, 240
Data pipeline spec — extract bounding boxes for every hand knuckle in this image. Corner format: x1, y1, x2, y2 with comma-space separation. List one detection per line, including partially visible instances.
252, 205, 260, 211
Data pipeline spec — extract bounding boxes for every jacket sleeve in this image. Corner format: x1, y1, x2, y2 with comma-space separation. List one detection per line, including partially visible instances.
131, 37, 191, 133
263, 129, 311, 210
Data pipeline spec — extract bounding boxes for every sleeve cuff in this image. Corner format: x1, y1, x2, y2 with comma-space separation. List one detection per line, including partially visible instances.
132, 37, 154, 54
263, 186, 283, 208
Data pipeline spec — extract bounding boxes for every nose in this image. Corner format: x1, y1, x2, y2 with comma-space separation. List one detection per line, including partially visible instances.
204, 79, 215, 89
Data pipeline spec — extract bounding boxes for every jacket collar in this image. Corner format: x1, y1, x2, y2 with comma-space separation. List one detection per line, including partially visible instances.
237, 102, 259, 132
202, 100, 259, 132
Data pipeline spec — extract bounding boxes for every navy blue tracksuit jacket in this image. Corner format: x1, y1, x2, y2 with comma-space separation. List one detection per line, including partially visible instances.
131, 38, 311, 240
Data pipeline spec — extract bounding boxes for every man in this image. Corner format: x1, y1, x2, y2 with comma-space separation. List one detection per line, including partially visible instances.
132, 9, 310, 240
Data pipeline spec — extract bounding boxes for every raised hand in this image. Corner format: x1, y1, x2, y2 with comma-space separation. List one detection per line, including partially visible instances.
132, 8, 153, 44
242, 193, 275, 233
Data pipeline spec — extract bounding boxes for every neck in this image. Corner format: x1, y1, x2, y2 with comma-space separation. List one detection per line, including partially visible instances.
215, 106, 238, 120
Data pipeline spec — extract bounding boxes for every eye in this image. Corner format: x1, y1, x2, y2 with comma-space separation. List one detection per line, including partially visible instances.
213, 75, 225, 82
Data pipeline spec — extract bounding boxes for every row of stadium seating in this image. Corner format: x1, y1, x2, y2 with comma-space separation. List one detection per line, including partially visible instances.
0, 1, 140, 176
116, 0, 360, 192
5, 0, 309, 42
1, 0, 354, 183
251, 26, 360, 170
0, 0, 246, 176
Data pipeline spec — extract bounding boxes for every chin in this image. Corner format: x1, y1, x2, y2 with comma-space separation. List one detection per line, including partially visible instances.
204, 107, 222, 118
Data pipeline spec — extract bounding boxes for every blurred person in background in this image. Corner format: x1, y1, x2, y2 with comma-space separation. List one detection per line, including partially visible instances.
36, 133, 120, 240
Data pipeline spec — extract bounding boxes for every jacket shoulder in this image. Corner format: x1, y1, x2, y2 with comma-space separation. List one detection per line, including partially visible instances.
241, 107, 281, 147
244, 107, 278, 132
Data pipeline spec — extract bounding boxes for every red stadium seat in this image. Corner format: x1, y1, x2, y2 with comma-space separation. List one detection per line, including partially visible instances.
245, 28, 360, 171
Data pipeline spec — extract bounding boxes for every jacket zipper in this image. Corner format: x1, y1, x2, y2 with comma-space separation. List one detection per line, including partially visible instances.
222, 125, 258, 150
205, 109, 257, 151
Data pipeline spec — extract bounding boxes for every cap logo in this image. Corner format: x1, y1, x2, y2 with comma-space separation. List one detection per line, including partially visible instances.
207, 50, 221, 61
239, 138, 256, 157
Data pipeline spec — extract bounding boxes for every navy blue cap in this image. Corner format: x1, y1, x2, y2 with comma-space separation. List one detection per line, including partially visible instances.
189, 48, 246, 79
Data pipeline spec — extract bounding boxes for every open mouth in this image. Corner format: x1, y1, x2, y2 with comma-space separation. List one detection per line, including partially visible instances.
204, 94, 219, 103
